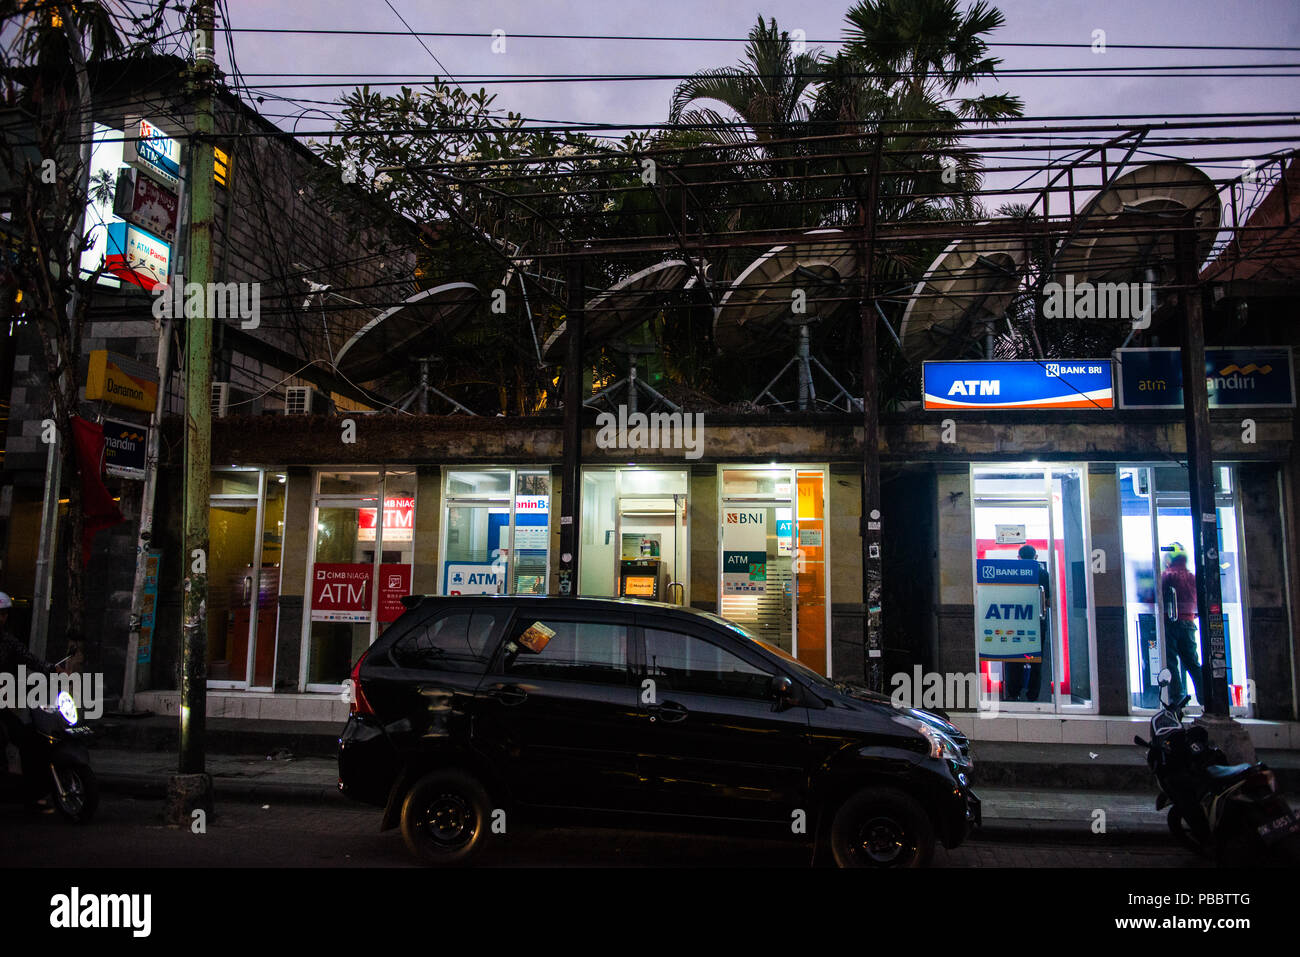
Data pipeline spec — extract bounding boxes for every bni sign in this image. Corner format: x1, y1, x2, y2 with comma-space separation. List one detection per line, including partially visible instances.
124, 117, 181, 188
923, 360, 1113, 410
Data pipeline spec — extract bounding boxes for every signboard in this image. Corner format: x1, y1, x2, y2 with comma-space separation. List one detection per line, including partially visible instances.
137, 550, 162, 664
112, 167, 179, 242
514, 495, 549, 513
798, 527, 822, 548
102, 418, 148, 478
976, 559, 1043, 661
444, 561, 506, 596
722, 508, 767, 595
103, 221, 170, 290
358, 496, 414, 543
86, 350, 159, 413
995, 524, 1026, 545
214, 144, 230, 189
377, 563, 412, 623
124, 117, 181, 188
923, 360, 1113, 410
310, 563, 372, 622
622, 576, 656, 597
1116, 347, 1296, 409
776, 517, 793, 556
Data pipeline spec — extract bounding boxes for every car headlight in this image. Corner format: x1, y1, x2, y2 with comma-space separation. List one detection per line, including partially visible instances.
57, 690, 78, 726
893, 714, 965, 764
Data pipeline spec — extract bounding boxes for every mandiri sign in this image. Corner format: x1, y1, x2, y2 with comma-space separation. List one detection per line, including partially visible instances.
1115, 347, 1295, 409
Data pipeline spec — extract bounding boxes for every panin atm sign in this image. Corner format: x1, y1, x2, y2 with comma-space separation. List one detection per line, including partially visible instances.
923, 360, 1113, 410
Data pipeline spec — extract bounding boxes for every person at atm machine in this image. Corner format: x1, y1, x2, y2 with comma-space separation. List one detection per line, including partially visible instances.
1004, 544, 1052, 702
1160, 542, 1203, 704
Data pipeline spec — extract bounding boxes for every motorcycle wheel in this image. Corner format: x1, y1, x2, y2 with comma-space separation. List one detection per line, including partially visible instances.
1166, 807, 1207, 856
51, 758, 98, 824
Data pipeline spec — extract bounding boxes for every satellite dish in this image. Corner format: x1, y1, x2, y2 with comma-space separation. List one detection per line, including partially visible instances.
1053, 162, 1221, 285
334, 281, 480, 382
713, 229, 855, 357
898, 235, 1026, 364
541, 259, 694, 361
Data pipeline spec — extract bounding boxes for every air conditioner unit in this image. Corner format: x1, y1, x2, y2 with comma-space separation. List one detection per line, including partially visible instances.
211, 381, 230, 418
284, 386, 316, 415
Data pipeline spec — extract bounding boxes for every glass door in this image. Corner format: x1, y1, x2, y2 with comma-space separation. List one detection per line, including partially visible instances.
579, 468, 689, 604
719, 465, 830, 674
972, 465, 1096, 713
1120, 466, 1250, 715
441, 469, 551, 596
208, 468, 284, 689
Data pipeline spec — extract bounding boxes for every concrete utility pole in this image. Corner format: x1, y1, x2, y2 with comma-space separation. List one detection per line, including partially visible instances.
557, 258, 584, 599
857, 136, 884, 692
1174, 214, 1252, 761
168, 0, 216, 822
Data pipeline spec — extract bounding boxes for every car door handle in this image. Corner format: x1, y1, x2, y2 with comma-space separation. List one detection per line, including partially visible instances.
648, 701, 688, 724
487, 684, 528, 706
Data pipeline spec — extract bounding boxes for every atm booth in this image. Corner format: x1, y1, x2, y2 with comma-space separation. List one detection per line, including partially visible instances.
619, 533, 664, 600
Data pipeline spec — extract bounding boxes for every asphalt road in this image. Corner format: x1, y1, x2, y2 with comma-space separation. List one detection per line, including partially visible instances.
3, 794, 1209, 868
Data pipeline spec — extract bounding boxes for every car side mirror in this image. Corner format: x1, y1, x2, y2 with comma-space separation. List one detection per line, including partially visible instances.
771, 675, 795, 711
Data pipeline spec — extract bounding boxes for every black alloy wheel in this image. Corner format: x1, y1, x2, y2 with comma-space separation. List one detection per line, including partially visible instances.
830, 786, 935, 868
400, 769, 492, 866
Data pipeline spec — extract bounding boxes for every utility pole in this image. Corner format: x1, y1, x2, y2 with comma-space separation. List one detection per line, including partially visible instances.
168, 0, 216, 822
1174, 214, 1251, 760
557, 257, 584, 599
857, 136, 883, 691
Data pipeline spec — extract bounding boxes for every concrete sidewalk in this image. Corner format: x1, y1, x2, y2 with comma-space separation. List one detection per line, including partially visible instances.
87, 745, 1182, 843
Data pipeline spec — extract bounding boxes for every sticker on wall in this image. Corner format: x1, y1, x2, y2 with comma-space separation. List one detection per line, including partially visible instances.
722, 508, 767, 594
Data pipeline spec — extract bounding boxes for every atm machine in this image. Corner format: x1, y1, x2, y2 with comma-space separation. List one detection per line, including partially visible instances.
619, 534, 661, 599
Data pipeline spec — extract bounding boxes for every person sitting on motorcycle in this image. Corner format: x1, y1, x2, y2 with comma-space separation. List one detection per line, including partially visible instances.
0, 591, 57, 811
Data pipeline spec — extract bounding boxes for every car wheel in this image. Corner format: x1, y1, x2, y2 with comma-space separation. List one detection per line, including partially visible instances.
830, 786, 935, 868
400, 769, 491, 866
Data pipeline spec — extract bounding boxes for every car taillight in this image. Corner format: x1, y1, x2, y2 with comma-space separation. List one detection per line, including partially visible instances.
350, 649, 375, 717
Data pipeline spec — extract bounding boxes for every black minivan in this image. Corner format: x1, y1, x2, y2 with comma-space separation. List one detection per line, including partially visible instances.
338, 595, 979, 867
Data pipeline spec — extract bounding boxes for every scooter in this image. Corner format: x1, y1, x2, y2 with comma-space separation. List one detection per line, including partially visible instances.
1134, 669, 1300, 866
0, 688, 99, 823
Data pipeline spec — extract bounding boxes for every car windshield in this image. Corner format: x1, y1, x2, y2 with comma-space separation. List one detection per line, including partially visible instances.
693, 609, 840, 693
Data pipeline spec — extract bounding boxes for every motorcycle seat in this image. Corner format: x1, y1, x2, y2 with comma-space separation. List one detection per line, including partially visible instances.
1204, 763, 1253, 781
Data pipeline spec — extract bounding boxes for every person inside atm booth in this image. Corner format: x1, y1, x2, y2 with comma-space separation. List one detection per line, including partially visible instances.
1004, 544, 1052, 702
1160, 542, 1203, 705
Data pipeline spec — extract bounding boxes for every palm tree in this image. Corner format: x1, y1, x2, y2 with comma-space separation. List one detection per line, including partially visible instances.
668, 17, 824, 151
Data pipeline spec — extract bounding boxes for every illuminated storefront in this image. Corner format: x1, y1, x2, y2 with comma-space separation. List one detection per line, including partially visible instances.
439, 468, 551, 597
301, 469, 416, 690
579, 467, 689, 604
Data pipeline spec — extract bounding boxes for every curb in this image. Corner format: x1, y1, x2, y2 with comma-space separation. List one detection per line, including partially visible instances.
100, 773, 347, 804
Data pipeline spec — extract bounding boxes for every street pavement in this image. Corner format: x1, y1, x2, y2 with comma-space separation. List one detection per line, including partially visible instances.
2, 792, 1207, 868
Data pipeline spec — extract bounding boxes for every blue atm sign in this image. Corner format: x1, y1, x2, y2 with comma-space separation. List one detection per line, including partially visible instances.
923, 360, 1113, 411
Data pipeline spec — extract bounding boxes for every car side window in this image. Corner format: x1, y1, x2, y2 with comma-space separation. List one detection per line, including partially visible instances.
500, 619, 629, 685
644, 628, 774, 700
390, 610, 504, 673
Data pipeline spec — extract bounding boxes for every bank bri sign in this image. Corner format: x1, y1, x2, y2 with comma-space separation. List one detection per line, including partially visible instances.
1115, 347, 1295, 409
923, 359, 1114, 411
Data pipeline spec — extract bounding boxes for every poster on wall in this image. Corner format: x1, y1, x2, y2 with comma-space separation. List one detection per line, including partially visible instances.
358, 497, 414, 543
137, 550, 162, 664
377, 563, 412, 623
722, 508, 767, 595
310, 563, 372, 622
975, 560, 1042, 661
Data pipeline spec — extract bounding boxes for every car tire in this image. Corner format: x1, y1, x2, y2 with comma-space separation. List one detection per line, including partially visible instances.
830, 786, 935, 868
400, 769, 491, 866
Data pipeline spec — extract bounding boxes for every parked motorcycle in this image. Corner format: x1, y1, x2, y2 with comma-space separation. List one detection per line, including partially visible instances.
0, 689, 98, 823
1134, 669, 1299, 866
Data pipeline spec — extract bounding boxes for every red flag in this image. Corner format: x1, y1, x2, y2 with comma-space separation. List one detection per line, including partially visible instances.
71, 416, 125, 566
